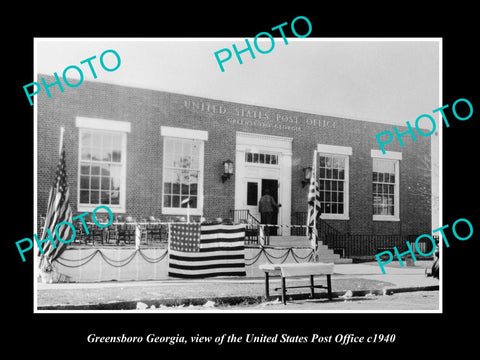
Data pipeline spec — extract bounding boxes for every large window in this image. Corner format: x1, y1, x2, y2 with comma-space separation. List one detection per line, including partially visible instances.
76, 117, 130, 213
318, 154, 346, 216
161, 127, 207, 216
163, 138, 201, 210
79, 130, 123, 207
371, 150, 401, 221
317, 144, 351, 220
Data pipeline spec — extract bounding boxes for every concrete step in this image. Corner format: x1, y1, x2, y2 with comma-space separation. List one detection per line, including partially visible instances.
266, 236, 353, 264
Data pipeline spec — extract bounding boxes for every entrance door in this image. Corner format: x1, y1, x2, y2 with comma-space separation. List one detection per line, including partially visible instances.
261, 179, 279, 235
244, 178, 279, 224
245, 179, 261, 222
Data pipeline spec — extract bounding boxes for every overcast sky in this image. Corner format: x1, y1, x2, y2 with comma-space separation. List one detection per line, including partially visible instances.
35, 38, 440, 126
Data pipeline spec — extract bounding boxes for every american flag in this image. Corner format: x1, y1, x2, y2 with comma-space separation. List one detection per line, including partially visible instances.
38, 132, 73, 272
168, 223, 246, 278
306, 150, 321, 251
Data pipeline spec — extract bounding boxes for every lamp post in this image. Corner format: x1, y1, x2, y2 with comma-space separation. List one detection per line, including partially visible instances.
302, 166, 312, 187
221, 160, 234, 183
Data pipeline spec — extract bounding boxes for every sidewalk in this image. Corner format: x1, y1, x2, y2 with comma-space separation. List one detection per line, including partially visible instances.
36, 261, 440, 310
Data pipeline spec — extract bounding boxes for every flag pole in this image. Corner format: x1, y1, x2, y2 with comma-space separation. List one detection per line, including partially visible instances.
59, 126, 65, 155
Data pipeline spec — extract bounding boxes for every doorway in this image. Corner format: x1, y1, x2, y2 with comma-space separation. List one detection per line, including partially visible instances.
235, 132, 293, 231
245, 178, 279, 229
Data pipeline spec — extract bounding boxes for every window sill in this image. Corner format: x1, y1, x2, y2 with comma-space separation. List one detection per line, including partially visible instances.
373, 215, 400, 222
77, 204, 125, 214
320, 214, 349, 221
162, 207, 203, 216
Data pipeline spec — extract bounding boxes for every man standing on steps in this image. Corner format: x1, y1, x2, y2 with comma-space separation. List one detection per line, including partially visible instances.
258, 188, 279, 227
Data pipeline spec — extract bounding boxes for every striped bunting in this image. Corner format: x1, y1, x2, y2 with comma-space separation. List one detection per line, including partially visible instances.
168, 223, 246, 278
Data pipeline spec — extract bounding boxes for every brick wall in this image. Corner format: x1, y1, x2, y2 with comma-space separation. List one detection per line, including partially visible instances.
36, 75, 432, 236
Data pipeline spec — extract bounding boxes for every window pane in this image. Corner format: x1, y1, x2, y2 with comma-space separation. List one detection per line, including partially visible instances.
91, 147, 102, 161
271, 155, 277, 164
265, 154, 271, 164
319, 168, 325, 178
338, 169, 344, 180
319, 156, 325, 167
189, 196, 197, 208
183, 141, 191, 156
110, 165, 121, 189
332, 203, 337, 214
90, 191, 99, 204
111, 190, 120, 205
247, 182, 258, 206
91, 165, 100, 175
91, 176, 99, 190
164, 170, 172, 194
164, 195, 171, 207
253, 153, 259, 163
325, 156, 332, 168
181, 196, 190, 208
172, 195, 180, 208
80, 176, 89, 189
101, 177, 110, 190
80, 165, 90, 175
181, 183, 189, 195
101, 191, 110, 204
102, 148, 112, 162
174, 141, 182, 154
246, 152, 252, 162
332, 157, 339, 169
100, 165, 110, 176
259, 153, 265, 163
112, 150, 121, 163
164, 138, 174, 152
338, 181, 343, 191
80, 190, 89, 204
81, 148, 91, 161
81, 132, 91, 147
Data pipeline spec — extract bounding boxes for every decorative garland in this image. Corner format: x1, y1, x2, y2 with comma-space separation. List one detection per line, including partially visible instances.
56, 247, 314, 268
244, 247, 315, 266
55, 249, 169, 268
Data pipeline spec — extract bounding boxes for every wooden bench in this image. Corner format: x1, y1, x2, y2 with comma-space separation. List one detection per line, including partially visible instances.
259, 262, 334, 304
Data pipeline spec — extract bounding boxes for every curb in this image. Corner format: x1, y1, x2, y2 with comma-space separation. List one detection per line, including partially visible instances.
37, 284, 439, 310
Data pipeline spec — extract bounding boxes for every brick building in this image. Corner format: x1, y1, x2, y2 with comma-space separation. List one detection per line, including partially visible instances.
36, 75, 432, 239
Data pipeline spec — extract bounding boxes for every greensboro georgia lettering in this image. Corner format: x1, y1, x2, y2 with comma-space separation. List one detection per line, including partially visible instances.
375, 217, 473, 274
15, 205, 113, 262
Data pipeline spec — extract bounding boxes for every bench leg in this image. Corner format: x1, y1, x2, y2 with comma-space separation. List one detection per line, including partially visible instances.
264, 272, 270, 298
281, 276, 286, 305
326, 274, 332, 300
310, 275, 315, 298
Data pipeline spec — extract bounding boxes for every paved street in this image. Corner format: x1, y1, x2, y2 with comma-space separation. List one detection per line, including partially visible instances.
233, 290, 439, 311
36, 261, 440, 311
